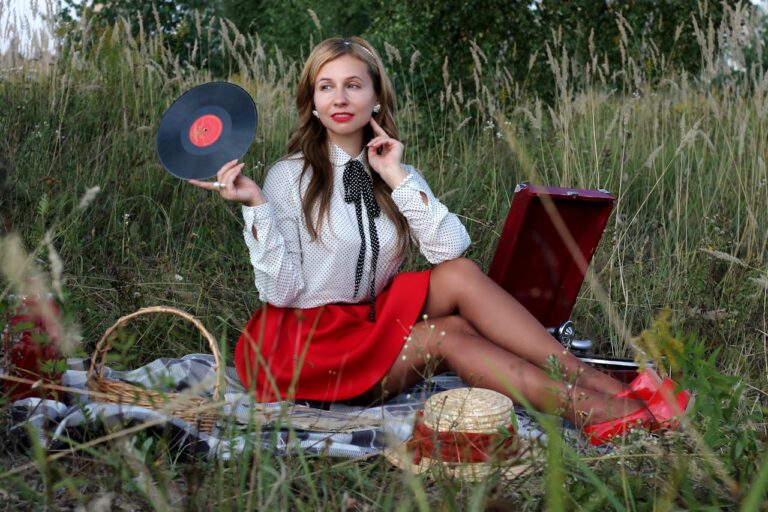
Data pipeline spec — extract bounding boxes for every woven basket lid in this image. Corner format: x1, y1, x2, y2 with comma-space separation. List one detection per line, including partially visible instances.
422, 388, 514, 433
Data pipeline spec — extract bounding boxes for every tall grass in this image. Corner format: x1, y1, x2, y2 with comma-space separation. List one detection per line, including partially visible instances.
1, 2, 767, 509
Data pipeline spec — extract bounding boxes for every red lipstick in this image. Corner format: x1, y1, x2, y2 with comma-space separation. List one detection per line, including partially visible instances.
331, 113, 354, 122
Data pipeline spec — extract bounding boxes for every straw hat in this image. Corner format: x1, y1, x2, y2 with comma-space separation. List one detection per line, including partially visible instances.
384, 388, 536, 481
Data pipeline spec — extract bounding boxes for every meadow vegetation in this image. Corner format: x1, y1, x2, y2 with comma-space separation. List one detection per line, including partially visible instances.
0, 2, 767, 510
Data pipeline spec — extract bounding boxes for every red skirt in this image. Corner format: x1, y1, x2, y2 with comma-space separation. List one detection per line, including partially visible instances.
234, 270, 431, 402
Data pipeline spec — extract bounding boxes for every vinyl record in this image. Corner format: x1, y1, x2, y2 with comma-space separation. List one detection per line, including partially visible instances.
156, 82, 258, 180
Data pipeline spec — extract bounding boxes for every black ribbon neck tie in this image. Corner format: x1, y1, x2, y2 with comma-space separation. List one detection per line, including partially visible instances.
343, 159, 381, 321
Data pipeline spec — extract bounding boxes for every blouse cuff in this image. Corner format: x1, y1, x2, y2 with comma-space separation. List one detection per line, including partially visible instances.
391, 174, 431, 211
391, 173, 413, 194
242, 202, 274, 231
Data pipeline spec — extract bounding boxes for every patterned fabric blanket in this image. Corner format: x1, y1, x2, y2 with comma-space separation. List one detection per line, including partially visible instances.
6, 354, 570, 460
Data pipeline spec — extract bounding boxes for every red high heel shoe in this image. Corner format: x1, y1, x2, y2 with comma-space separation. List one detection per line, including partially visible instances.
616, 368, 664, 401
583, 384, 693, 446
644, 381, 693, 431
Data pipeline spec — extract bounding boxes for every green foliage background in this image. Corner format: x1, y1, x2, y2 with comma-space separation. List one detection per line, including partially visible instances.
1, 0, 767, 509
59, 0, 739, 100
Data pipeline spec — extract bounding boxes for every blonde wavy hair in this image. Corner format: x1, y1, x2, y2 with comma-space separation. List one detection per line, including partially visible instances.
282, 36, 409, 255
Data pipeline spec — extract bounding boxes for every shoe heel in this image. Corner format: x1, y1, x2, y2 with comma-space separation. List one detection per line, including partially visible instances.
653, 389, 693, 431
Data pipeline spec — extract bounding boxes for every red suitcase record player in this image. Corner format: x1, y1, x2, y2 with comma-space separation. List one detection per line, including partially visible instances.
488, 183, 642, 382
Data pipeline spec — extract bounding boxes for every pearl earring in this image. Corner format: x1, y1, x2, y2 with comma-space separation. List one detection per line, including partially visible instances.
372, 104, 381, 114
312, 109, 319, 118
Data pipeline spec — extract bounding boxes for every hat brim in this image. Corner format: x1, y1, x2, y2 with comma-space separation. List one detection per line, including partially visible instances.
382, 437, 540, 482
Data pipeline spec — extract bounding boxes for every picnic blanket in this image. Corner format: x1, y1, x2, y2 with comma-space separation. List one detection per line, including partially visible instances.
5, 354, 577, 460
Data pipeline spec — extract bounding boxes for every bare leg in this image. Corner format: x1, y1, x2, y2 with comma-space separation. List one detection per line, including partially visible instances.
379, 315, 641, 425
418, 258, 625, 395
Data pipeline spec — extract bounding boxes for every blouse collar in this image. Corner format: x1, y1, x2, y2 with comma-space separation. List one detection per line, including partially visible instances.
329, 142, 370, 173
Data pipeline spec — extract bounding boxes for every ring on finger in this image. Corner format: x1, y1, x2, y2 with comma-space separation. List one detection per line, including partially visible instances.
213, 181, 227, 190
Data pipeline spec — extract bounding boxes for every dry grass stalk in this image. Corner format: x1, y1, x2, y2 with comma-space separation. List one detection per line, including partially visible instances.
700, 248, 749, 268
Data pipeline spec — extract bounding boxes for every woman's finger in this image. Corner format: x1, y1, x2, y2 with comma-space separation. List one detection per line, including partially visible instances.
367, 134, 390, 144
221, 163, 244, 185
224, 165, 246, 193
367, 135, 394, 150
216, 159, 240, 181
188, 179, 219, 191
368, 137, 384, 148
369, 117, 388, 137
370, 138, 404, 156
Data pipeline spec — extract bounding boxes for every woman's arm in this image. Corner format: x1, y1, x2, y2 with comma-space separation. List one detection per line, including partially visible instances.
366, 118, 470, 263
390, 166, 471, 263
241, 161, 305, 307
190, 159, 305, 306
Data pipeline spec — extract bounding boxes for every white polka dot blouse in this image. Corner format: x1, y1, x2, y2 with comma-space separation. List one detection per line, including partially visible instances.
241, 143, 471, 308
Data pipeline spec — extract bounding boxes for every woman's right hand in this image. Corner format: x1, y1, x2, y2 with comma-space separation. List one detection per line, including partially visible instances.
189, 159, 266, 207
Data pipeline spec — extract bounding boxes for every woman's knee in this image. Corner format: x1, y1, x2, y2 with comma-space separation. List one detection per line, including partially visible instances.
445, 314, 479, 337
414, 314, 479, 357
433, 257, 482, 280
423, 257, 485, 317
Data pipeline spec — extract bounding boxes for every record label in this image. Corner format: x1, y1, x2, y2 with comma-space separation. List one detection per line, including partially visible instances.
189, 114, 223, 147
179, 105, 232, 156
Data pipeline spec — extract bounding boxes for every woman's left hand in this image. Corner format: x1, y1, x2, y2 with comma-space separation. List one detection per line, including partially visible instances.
367, 118, 407, 188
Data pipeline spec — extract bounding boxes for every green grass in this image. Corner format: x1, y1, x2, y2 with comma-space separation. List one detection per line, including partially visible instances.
1, 5, 767, 510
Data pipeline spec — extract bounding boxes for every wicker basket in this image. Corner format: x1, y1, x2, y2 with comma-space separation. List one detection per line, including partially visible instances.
86, 306, 223, 433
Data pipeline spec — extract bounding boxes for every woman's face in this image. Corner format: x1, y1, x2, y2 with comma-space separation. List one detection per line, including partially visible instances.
312, 54, 378, 152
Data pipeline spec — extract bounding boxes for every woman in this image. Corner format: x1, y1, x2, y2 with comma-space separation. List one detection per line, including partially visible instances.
190, 36, 689, 445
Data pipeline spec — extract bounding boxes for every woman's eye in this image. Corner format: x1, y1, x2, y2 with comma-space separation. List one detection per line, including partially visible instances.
348, 83, 360, 89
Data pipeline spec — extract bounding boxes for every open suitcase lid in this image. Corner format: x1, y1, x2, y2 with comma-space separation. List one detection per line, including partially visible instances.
488, 183, 614, 329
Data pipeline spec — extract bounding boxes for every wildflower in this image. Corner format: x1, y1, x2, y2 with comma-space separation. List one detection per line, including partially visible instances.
78, 186, 101, 210
307, 9, 321, 31
1, 234, 30, 290
43, 231, 64, 300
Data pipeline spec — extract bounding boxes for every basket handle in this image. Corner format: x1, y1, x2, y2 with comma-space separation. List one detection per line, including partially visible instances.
87, 306, 224, 400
